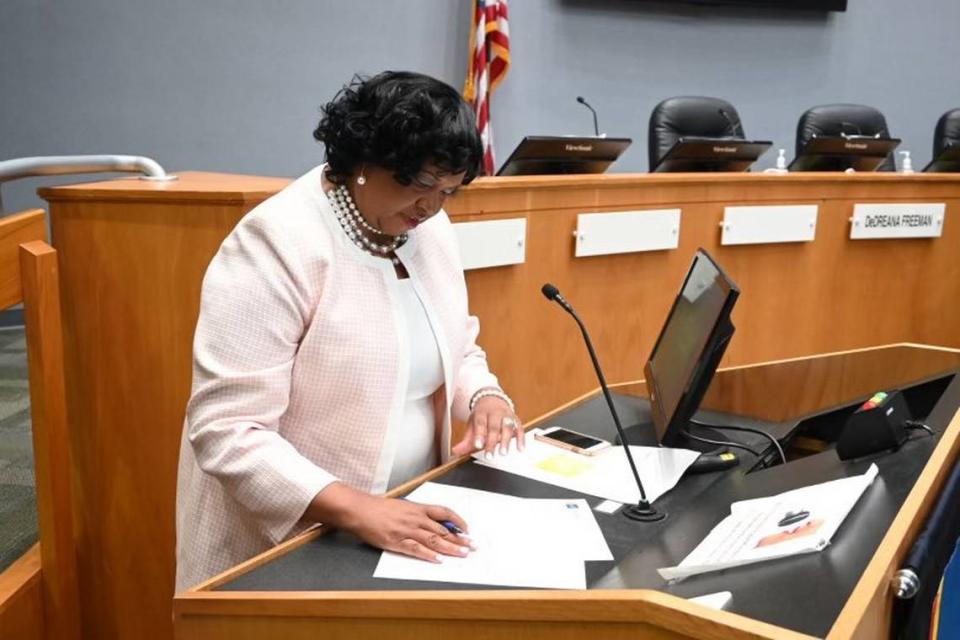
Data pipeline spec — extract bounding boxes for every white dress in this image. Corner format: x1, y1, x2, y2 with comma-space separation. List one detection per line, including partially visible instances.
387, 278, 444, 489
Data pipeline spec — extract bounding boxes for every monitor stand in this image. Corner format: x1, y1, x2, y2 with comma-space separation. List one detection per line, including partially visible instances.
549, 390, 782, 460
616, 419, 731, 454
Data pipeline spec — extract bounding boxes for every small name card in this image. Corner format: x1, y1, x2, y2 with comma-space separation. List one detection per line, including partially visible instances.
452, 218, 527, 270
574, 209, 680, 257
721, 205, 818, 246
850, 203, 945, 240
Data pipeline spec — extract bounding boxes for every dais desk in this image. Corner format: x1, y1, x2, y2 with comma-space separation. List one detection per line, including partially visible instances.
175, 344, 960, 640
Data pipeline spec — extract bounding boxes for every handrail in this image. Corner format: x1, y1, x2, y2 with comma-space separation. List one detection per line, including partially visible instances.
0, 155, 176, 212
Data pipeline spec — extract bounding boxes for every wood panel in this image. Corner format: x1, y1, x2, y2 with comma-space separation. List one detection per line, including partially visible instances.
47, 197, 256, 640
20, 241, 82, 640
697, 343, 960, 421
0, 545, 44, 640
456, 191, 960, 422
0, 209, 47, 308
174, 590, 815, 640
41, 171, 960, 640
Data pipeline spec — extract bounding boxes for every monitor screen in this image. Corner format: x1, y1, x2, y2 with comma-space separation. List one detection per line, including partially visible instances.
645, 249, 739, 447
788, 136, 900, 172
496, 136, 632, 176
633, 0, 847, 10
651, 137, 772, 173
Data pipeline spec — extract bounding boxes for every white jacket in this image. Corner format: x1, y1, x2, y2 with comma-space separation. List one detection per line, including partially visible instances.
175, 166, 499, 590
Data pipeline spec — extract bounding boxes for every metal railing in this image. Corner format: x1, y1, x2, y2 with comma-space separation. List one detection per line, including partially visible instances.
0, 155, 177, 212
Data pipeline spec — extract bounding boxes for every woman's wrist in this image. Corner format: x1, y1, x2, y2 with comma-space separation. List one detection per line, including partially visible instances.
306, 481, 371, 528
468, 387, 514, 414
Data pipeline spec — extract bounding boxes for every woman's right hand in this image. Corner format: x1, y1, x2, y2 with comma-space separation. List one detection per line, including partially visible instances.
307, 482, 474, 563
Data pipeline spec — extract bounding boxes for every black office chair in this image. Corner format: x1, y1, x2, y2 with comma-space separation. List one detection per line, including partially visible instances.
795, 104, 896, 171
648, 96, 745, 171
933, 108, 960, 158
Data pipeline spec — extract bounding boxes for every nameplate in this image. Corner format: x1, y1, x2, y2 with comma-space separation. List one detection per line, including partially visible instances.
574, 209, 680, 258
452, 218, 527, 270
721, 205, 818, 246
850, 203, 945, 240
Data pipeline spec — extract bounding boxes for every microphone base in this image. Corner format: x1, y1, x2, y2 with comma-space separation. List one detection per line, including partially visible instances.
623, 502, 667, 522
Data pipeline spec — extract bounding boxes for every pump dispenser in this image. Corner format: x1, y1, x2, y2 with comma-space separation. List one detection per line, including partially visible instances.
899, 151, 914, 174
763, 148, 789, 174
776, 148, 788, 171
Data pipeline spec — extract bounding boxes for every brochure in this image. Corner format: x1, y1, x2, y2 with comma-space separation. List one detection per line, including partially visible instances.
658, 464, 879, 581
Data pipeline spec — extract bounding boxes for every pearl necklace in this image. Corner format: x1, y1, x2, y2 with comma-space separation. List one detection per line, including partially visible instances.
326, 184, 407, 265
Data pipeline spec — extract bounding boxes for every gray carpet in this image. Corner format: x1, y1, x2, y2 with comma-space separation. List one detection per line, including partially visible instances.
0, 328, 37, 573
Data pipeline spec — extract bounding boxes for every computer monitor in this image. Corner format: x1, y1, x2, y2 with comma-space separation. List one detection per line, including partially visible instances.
923, 144, 960, 173
788, 135, 901, 172
644, 249, 740, 448
650, 137, 772, 173
496, 136, 631, 176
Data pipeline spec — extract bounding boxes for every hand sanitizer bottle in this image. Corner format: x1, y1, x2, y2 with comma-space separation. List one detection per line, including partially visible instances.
776, 148, 788, 172
899, 151, 914, 174
763, 148, 789, 174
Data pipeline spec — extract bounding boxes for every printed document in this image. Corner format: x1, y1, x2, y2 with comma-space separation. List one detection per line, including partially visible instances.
373, 482, 612, 589
472, 427, 699, 505
658, 464, 879, 581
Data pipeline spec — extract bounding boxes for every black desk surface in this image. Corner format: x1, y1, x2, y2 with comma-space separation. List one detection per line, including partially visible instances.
217, 379, 960, 638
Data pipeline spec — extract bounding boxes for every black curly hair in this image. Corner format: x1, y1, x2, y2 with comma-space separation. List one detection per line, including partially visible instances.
314, 71, 484, 186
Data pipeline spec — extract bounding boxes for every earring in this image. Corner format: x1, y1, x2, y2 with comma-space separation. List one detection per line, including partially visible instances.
356, 167, 367, 186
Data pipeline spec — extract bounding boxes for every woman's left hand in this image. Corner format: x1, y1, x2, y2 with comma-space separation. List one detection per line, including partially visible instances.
452, 396, 524, 457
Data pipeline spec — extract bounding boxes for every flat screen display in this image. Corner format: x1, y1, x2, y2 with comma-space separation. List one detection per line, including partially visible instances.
636, 0, 847, 10
645, 249, 739, 446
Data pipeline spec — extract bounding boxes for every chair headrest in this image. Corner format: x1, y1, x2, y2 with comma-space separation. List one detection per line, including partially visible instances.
798, 103, 891, 141
796, 103, 895, 171
934, 108, 960, 156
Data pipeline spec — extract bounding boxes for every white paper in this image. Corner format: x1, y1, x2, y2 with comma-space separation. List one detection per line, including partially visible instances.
373, 483, 609, 589
594, 499, 624, 515
527, 498, 613, 561
473, 428, 700, 505
688, 591, 733, 610
659, 464, 879, 581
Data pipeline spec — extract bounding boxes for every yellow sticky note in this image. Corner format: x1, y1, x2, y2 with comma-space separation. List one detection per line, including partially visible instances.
536, 454, 592, 477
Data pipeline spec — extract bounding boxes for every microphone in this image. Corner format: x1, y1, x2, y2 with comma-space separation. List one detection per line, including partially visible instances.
576, 96, 600, 137
717, 108, 742, 138
541, 283, 666, 522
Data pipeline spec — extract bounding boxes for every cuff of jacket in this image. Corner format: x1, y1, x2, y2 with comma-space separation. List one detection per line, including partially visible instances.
260, 466, 339, 545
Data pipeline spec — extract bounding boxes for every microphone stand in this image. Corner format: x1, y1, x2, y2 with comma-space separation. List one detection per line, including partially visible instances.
576, 96, 600, 137
542, 285, 666, 522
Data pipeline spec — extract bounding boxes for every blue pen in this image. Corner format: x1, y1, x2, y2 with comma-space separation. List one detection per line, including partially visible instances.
439, 520, 464, 535
400, 498, 466, 536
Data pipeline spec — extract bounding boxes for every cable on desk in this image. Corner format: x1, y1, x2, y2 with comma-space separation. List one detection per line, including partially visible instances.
689, 419, 788, 466
682, 429, 761, 459
905, 420, 935, 436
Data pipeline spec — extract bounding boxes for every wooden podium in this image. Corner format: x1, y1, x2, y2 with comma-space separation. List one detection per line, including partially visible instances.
38, 171, 960, 640
171, 344, 960, 640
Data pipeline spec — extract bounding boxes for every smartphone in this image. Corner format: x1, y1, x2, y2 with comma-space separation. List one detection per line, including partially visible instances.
535, 426, 611, 456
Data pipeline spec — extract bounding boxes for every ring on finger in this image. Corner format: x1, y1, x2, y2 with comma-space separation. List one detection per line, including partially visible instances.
502, 416, 518, 430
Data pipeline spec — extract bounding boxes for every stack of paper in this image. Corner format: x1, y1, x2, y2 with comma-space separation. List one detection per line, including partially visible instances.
472, 427, 700, 505
658, 464, 879, 581
373, 482, 612, 589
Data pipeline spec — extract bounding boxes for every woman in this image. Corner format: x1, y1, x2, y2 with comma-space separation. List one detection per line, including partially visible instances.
175, 71, 522, 590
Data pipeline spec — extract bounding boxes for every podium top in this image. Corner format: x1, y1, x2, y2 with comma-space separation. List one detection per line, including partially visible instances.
193, 345, 960, 639
39, 171, 292, 204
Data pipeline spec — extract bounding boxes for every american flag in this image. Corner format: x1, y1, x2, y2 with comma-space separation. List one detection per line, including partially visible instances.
463, 0, 510, 176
